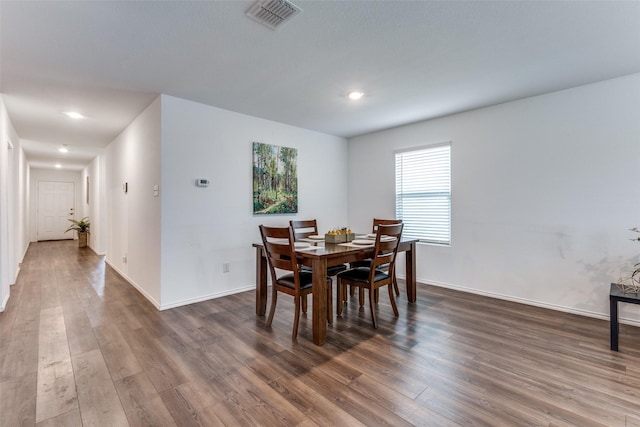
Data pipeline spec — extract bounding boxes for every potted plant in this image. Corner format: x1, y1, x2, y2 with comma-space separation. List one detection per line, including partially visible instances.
65, 217, 90, 247
617, 227, 640, 293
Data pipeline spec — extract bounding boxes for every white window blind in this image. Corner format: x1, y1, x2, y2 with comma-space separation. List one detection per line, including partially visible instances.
395, 143, 451, 245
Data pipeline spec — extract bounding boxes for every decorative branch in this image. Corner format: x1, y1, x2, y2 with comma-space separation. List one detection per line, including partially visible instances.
617, 227, 640, 293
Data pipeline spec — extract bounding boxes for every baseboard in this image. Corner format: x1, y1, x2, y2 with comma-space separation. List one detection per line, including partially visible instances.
105, 260, 161, 310
87, 243, 105, 256
21, 241, 30, 262
0, 291, 9, 312
10, 242, 32, 286
419, 278, 640, 328
87, 245, 105, 256
105, 258, 259, 311
11, 265, 20, 286
159, 285, 256, 311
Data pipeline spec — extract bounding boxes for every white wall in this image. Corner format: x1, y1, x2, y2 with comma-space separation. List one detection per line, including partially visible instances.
16, 144, 30, 266
83, 154, 106, 255
159, 95, 348, 309
348, 73, 640, 323
10, 135, 30, 283
29, 168, 83, 242
0, 97, 13, 310
0, 96, 27, 312
105, 97, 162, 306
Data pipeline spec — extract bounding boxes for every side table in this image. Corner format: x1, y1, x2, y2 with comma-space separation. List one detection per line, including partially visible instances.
610, 283, 640, 351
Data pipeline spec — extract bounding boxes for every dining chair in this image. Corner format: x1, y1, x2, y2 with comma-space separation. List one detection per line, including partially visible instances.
290, 219, 348, 314
290, 219, 348, 278
350, 218, 403, 298
259, 225, 333, 340
289, 219, 318, 241
336, 223, 404, 328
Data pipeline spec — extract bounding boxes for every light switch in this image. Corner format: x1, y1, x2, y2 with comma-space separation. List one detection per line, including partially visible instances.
153, 185, 159, 197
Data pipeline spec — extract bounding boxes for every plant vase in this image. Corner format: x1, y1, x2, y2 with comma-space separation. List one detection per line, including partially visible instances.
65, 217, 90, 248
78, 231, 88, 248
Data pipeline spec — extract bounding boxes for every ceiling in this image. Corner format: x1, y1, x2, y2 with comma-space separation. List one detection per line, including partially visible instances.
2, 1, 639, 171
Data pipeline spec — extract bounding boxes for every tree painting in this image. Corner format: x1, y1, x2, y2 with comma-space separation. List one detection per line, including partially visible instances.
253, 142, 298, 214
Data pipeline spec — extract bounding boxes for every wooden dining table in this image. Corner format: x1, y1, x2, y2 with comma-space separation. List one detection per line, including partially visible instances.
253, 237, 418, 345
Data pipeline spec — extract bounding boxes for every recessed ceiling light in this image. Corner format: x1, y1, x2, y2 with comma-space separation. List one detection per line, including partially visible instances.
64, 112, 85, 119
58, 145, 69, 153
55, 164, 62, 168
348, 91, 364, 101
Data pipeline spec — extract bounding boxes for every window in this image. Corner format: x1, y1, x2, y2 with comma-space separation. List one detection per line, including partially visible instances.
395, 143, 451, 245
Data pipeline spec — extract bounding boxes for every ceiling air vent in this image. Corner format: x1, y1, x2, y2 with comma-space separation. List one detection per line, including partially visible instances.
246, 0, 302, 30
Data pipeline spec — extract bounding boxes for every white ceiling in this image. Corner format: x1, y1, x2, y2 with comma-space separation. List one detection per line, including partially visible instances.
2, 0, 639, 171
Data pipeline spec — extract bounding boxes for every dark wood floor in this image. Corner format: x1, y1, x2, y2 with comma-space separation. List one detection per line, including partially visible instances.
2, 241, 640, 426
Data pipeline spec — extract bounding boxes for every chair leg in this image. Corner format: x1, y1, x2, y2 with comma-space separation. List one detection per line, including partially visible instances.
359, 287, 365, 307
302, 294, 308, 313
292, 295, 301, 340
388, 283, 399, 317
337, 279, 344, 317
393, 274, 400, 296
341, 281, 348, 304
327, 281, 333, 325
368, 288, 378, 329
350, 285, 356, 297
266, 286, 278, 327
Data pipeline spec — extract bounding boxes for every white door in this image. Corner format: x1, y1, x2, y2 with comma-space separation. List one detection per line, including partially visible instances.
38, 181, 75, 241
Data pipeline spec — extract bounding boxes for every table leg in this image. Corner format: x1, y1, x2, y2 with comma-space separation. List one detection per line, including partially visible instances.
610, 297, 619, 351
312, 258, 328, 345
405, 242, 417, 302
256, 246, 267, 316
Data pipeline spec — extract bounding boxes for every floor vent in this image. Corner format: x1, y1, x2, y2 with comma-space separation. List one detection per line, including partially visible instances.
246, 0, 302, 30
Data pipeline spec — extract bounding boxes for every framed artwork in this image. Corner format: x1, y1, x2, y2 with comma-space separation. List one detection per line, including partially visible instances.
253, 142, 298, 214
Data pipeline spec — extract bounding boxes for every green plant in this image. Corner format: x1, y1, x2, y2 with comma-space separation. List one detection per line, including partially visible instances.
65, 217, 90, 233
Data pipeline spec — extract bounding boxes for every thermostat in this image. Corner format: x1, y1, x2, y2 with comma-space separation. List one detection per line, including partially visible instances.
196, 178, 210, 187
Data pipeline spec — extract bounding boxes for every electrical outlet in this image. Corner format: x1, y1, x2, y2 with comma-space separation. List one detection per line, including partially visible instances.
123, 254, 127, 264
223, 262, 230, 273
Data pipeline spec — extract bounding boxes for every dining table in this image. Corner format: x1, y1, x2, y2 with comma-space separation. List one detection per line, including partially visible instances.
253, 236, 418, 345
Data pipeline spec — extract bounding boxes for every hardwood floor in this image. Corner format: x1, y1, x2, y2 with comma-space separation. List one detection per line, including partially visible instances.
2, 240, 640, 426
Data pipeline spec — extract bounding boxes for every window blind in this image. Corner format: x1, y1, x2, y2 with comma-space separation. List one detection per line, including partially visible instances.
395, 143, 451, 245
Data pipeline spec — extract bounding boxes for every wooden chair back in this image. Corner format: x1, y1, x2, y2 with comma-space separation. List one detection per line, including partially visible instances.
259, 225, 299, 286
289, 219, 319, 241
370, 223, 404, 277
372, 218, 402, 233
